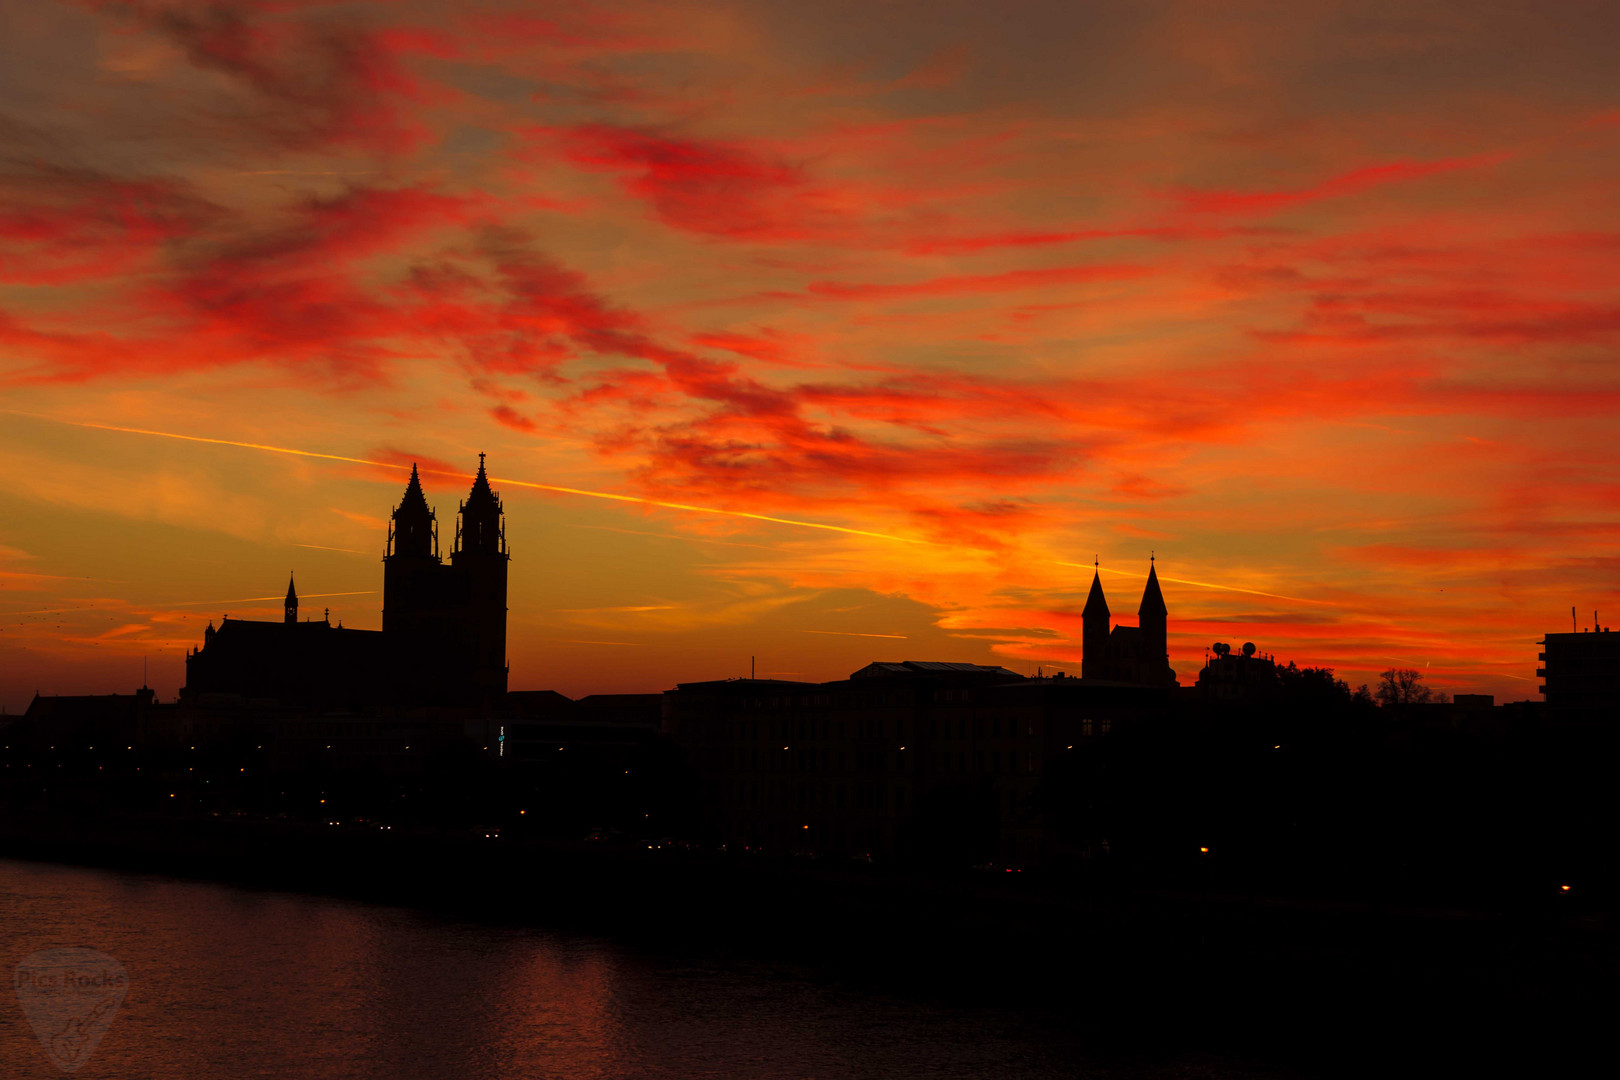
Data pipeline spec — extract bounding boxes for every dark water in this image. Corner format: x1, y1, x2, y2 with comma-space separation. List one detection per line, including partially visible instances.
0, 859, 1294, 1079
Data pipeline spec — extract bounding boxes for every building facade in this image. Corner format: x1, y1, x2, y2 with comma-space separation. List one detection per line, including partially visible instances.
1538, 627, 1620, 724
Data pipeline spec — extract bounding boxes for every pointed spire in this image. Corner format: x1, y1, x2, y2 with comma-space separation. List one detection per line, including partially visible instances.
390, 461, 437, 559
398, 463, 431, 518
464, 451, 499, 513
1082, 562, 1110, 619
285, 572, 298, 624
1139, 557, 1167, 617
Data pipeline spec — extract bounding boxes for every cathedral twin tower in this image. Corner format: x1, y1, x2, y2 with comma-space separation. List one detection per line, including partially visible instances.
384, 455, 510, 704
183, 456, 509, 709
1080, 559, 1175, 687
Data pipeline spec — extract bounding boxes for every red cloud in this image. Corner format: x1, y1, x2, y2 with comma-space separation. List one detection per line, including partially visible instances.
490, 404, 537, 432
1172, 153, 1509, 217
0, 170, 216, 286
526, 123, 820, 241
794, 262, 1153, 302
85, 0, 452, 155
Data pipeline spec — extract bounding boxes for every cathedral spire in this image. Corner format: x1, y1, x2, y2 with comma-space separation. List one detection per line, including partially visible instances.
1139, 557, 1167, 618
456, 453, 505, 557
1082, 560, 1110, 620
284, 573, 298, 624
389, 463, 437, 560
1081, 559, 1110, 681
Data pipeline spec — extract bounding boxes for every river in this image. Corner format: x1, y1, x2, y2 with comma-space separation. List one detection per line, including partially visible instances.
0, 858, 1307, 1079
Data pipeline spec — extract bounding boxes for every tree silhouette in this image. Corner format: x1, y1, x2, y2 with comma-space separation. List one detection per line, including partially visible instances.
1375, 668, 1433, 707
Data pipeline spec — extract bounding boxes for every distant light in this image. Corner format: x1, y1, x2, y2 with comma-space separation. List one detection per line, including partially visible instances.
519, 810, 526, 815
319, 799, 326, 804
803, 824, 809, 830
1199, 846, 1210, 854
1561, 884, 1572, 892
1273, 745, 1281, 750
169, 793, 175, 798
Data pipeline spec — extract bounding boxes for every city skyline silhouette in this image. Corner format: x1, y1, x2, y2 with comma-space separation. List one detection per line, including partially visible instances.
2, 5, 1617, 1077
0, 0, 1615, 713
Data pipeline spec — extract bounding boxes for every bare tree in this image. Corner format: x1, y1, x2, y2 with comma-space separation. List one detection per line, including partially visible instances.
1376, 668, 1434, 707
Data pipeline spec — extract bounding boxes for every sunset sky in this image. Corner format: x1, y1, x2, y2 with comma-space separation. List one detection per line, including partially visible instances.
3, 0, 1618, 710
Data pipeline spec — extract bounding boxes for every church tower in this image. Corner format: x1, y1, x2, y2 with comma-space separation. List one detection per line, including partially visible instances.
382, 463, 441, 640
1081, 562, 1110, 681
450, 453, 509, 701
1138, 556, 1171, 686
284, 573, 298, 625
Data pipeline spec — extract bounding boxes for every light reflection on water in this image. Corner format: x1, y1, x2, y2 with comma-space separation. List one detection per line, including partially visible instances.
0, 859, 1274, 1079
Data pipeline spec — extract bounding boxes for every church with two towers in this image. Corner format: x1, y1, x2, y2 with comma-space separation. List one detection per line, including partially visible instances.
1080, 558, 1177, 687
182, 457, 510, 709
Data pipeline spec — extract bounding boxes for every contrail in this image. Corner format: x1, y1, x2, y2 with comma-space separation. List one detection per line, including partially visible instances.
6, 413, 927, 547
548, 638, 645, 646
168, 590, 377, 608
801, 629, 908, 640
8, 411, 1336, 607
1053, 561, 1328, 606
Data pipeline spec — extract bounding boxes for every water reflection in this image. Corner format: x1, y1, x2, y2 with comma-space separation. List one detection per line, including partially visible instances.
0, 860, 1261, 1079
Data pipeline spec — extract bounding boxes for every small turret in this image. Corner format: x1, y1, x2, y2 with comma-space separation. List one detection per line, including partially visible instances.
284, 573, 298, 625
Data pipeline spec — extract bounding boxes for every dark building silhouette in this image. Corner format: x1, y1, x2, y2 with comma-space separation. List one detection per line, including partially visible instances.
383, 455, 510, 705
1538, 624, 1620, 724
1195, 640, 1281, 703
184, 458, 509, 709
664, 662, 1172, 866
1081, 559, 1176, 686
12, 687, 160, 752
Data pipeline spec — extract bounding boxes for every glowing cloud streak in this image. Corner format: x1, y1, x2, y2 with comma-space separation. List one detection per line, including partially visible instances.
4, 414, 929, 547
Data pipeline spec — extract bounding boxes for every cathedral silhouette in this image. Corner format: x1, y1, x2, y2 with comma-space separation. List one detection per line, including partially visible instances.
1080, 558, 1176, 686
183, 457, 510, 709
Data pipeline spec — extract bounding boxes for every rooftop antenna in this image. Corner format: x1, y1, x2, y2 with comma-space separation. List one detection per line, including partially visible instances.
142, 656, 148, 689
751, 656, 755, 680
1573, 605, 1577, 632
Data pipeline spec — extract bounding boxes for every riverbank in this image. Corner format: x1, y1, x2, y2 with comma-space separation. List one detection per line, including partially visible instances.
3, 811, 1614, 1075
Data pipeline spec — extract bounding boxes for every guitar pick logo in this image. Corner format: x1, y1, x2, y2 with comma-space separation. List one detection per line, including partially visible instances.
14, 948, 128, 1073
